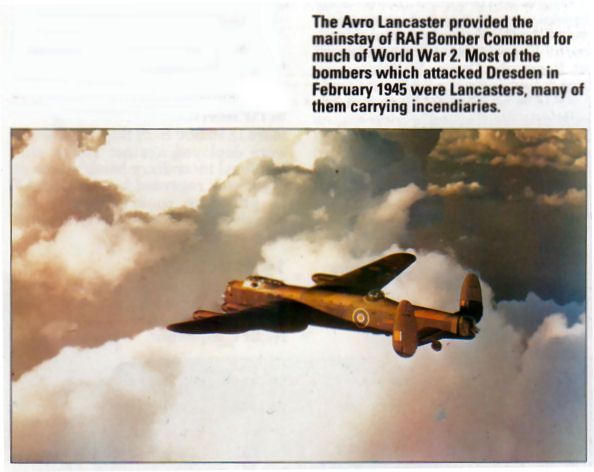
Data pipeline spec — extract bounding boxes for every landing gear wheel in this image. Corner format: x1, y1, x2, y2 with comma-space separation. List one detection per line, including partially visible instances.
431, 340, 442, 352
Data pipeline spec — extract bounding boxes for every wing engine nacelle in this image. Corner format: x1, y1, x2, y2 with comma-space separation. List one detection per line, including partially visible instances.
392, 300, 418, 358
193, 309, 222, 320
459, 273, 483, 323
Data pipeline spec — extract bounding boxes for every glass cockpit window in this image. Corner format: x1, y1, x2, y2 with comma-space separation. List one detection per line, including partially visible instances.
243, 278, 260, 289
366, 289, 385, 301
244, 275, 284, 288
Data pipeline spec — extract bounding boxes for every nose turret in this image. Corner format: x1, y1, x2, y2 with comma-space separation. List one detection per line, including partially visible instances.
221, 280, 241, 312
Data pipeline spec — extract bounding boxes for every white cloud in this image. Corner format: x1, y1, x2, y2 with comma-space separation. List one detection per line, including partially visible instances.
12, 128, 423, 375
255, 236, 360, 286
10, 129, 586, 462
311, 206, 328, 222
12, 252, 586, 462
291, 130, 334, 169
427, 181, 482, 197
75, 130, 304, 213
353, 184, 425, 253
536, 188, 586, 207
521, 187, 586, 207
573, 156, 586, 170
14, 217, 141, 296
12, 130, 70, 190
12, 131, 79, 222
497, 292, 584, 335
433, 129, 586, 171
364, 184, 426, 222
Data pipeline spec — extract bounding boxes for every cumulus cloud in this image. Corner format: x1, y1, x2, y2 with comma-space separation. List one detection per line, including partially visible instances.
364, 308, 585, 462
427, 180, 482, 197
405, 129, 586, 305
12, 249, 586, 462
535, 188, 586, 206
11, 129, 432, 377
497, 292, 584, 336
11, 129, 33, 157
522, 186, 586, 207
75, 130, 304, 213
77, 129, 108, 152
10, 129, 586, 462
12, 131, 124, 239
431, 129, 586, 171
13, 330, 182, 461
13, 217, 142, 298
351, 184, 426, 254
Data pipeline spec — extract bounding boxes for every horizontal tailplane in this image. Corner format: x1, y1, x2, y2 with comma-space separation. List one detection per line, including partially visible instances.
312, 273, 338, 284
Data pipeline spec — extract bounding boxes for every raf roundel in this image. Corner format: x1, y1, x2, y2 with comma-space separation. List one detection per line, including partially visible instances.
352, 308, 370, 328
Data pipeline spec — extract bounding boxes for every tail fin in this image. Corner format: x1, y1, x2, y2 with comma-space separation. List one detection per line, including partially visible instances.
459, 274, 483, 323
312, 273, 338, 284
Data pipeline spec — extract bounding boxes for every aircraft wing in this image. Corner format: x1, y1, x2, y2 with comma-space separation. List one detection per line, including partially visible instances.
168, 302, 388, 336
167, 302, 309, 335
417, 327, 445, 345
312, 253, 416, 295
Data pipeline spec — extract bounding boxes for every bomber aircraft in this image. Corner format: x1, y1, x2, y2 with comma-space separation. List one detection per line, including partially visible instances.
167, 253, 483, 357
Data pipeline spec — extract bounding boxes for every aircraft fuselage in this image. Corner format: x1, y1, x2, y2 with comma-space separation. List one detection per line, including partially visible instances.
221, 277, 463, 337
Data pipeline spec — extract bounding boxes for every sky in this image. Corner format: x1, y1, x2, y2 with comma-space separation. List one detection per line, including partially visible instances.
10, 129, 587, 462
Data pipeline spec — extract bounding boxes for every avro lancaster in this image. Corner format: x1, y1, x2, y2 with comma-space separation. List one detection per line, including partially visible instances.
167, 253, 483, 358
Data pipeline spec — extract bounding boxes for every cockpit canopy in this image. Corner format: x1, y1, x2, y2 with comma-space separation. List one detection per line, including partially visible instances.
365, 288, 385, 301
244, 275, 285, 289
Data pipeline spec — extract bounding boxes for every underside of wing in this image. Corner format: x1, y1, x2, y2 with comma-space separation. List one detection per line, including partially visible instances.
312, 253, 416, 295
167, 302, 309, 335
417, 327, 445, 346
167, 302, 389, 336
